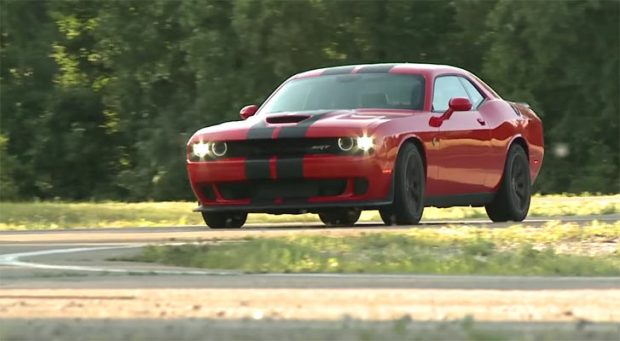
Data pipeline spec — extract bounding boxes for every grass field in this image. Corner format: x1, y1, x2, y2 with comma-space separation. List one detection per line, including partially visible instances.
0, 194, 618, 230
131, 221, 620, 276
3, 318, 620, 341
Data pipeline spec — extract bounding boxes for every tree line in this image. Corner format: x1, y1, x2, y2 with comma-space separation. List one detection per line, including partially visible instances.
1, 0, 618, 201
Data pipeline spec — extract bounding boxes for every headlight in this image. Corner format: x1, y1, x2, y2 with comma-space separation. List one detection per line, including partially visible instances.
356, 136, 374, 151
337, 137, 354, 151
192, 141, 211, 158
211, 141, 227, 157
191, 140, 227, 159
337, 136, 374, 153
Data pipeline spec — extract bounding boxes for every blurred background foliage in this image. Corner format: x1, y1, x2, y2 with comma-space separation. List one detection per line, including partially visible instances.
0, 0, 618, 201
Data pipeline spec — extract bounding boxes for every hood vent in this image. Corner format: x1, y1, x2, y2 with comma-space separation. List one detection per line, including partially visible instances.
266, 115, 310, 124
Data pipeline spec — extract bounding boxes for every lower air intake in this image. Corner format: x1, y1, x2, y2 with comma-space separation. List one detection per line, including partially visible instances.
217, 179, 347, 201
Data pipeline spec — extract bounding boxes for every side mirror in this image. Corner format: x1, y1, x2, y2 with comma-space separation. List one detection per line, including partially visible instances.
448, 97, 472, 112
240, 105, 258, 120
428, 98, 472, 127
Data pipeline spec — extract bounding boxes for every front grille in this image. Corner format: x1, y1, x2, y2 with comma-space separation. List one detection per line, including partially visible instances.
217, 179, 347, 201
226, 138, 342, 158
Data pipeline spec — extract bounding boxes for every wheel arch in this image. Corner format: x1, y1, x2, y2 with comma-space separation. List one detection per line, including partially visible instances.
384, 135, 427, 203
508, 135, 529, 160
398, 135, 427, 177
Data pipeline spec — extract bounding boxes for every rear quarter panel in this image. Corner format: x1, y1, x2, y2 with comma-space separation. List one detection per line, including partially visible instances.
483, 100, 544, 188
513, 103, 544, 182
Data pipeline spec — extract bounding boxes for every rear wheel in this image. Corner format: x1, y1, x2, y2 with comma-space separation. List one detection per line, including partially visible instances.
379, 143, 425, 225
201, 211, 247, 229
318, 208, 361, 227
485, 144, 531, 222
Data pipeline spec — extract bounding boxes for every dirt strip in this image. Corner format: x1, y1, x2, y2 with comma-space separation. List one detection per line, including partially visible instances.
1, 288, 619, 322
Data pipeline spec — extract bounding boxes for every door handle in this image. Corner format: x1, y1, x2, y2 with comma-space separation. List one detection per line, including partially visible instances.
477, 118, 486, 126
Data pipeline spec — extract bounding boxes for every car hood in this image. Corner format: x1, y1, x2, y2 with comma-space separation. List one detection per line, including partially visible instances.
191, 109, 414, 142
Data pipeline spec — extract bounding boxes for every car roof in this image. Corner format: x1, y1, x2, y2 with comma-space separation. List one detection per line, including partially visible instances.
292, 63, 469, 79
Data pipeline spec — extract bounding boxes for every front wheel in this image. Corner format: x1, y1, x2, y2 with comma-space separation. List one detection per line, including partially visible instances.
318, 208, 361, 227
379, 143, 425, 226
201, 211, 247, 229
485, 144, 531, 222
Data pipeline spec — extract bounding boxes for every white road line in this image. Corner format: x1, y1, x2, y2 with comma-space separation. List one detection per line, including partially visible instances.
0, 245, 447, 278
0, 245, 240, 276
1, 244, 619, 282
0, 245, 457, 278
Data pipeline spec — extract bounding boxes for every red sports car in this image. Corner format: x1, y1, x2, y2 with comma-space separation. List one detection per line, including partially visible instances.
187, 63, 544, 228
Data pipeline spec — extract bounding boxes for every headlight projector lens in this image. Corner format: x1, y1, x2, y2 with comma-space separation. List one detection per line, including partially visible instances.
211, 141, 228, 157
337, 137, 354, 151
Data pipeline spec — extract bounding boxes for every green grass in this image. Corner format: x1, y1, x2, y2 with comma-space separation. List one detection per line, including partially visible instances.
0, 194, 618, 230
3, 318, 619, 341
131, 221, 620, 276
0, 201, 199, 229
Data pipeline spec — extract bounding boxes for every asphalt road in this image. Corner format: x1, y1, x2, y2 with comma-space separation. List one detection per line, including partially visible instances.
1, 214, 619, 290
1, 216, 619, 340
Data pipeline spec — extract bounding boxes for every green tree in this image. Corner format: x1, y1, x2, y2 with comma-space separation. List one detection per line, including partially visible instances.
0, 134, 17, 200
1, 0, 618, 201
1, 0, 58, 198
483, 0, 619, 193
96, 0, 196, 200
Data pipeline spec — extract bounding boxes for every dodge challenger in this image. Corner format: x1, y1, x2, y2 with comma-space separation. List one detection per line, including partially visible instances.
186, 63, 544, 228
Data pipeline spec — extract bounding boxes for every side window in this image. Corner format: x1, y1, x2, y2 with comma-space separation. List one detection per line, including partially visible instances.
459, 77, 484, 108
432, 76, 470, 111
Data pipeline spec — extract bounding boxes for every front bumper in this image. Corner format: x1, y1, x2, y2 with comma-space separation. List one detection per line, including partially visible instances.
187, 154, 393, 213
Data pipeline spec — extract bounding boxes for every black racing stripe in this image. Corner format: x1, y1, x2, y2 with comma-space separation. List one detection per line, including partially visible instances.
245, 118, 274, 183
356, 64, 397, 73
321, 65, 356, 75
276, 156, 304, 179
275, 112, 329, 185
277, 113, 327, 139
246, 119, 275, 139
245, 158, 271, 180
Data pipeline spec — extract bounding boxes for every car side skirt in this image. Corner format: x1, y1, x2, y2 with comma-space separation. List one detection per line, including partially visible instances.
425, 192, 495, 208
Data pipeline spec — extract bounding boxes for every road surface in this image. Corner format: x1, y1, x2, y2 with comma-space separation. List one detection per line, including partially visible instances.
1, 216, 619, 340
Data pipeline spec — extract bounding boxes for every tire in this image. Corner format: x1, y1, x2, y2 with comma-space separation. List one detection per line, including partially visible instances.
318, 208, 361, 227
379, 143, 425, 225
201, 211, 247, 229
485, 144, 531, 222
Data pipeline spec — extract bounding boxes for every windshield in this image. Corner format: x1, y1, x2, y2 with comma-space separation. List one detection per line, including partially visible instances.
259, 73, 425, 114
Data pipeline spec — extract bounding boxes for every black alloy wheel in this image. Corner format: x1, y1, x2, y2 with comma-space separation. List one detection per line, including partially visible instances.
318, 208, 361, 227
485, 144, 531, 222
201, 211, 247, 229
379, 143, 425, 225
